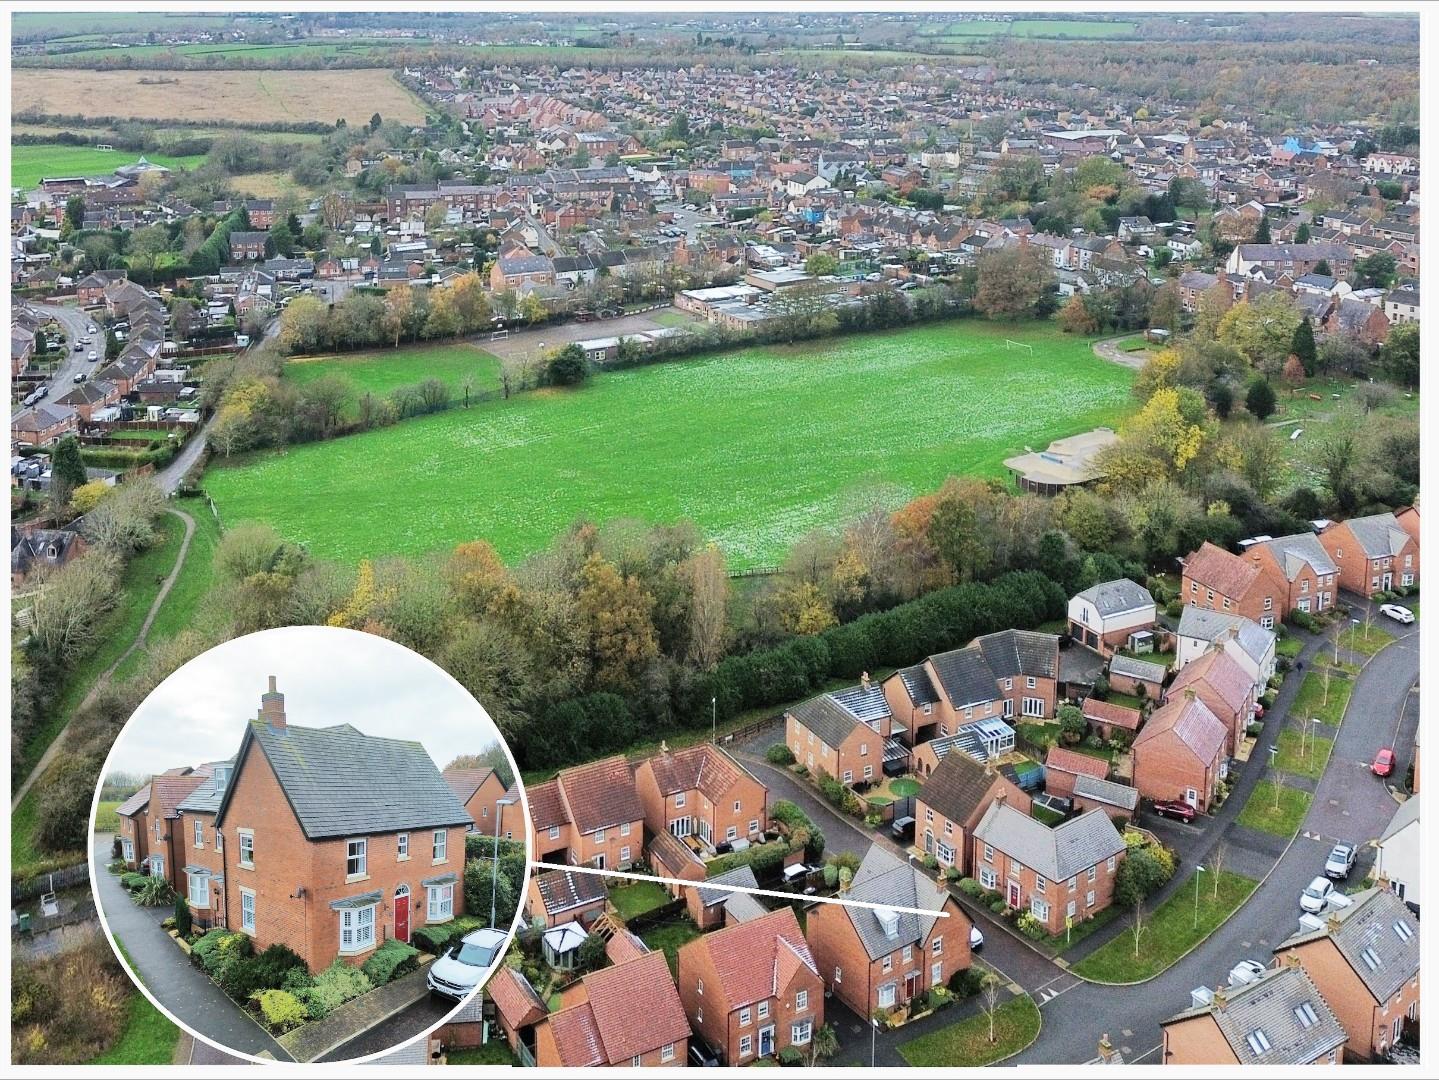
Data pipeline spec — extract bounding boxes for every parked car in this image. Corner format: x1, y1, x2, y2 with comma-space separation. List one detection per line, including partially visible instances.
73, 372, 87, 383
1379, 604, 1415, 625
426, 927, 508, 999
1372, 748, 1396, 777
969, 925, 985, 952
72, 341, 83, 351
1152, 800, 1198, 823
688, 1039, 720, 1067
87, 351, 97, 361
1324, 843, 1356, 880
1227, 959, 1267, 988
890, 815, 916, 841
1300, 877, 1335, 914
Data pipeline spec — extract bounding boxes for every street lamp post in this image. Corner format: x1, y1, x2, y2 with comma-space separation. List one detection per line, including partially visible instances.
1193, 865, 1206, 929
871, 1017, 879, 1068
1268, 746, 1281, 811
711, 696, 717, 745
491, 796, 517, 928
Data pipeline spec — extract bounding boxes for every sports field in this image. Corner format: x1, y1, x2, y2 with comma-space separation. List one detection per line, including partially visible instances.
10, 143, 207, 189
205, 321, 1135, 568
285, 344, 503, 407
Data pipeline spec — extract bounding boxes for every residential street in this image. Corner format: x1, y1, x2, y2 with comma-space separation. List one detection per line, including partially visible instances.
14, 302, 97, 419
90, 833, 293, 1062
741, 603, 1418, 1064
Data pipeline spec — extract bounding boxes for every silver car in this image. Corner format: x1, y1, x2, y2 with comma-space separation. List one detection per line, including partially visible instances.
1324, 844, 1356, 880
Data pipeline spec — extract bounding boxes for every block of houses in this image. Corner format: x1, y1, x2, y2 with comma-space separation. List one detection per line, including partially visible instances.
1067, 579, 1157, 657
1164, 648, 1256, 755
914, 752, 1031, 875
1043, 746, 1110, 798
1175, 608, 1277, 699
1080, 697, 1143, 742
1319, 512, 1419, 596
1250, 533, 1339, 616
971, 801, 1126, 935
116, 768, 209, 886
1180, 541, 1288, 629
174, 762, 235, 930
527, 755, 645, 870
1161, 962, 1347, 1065
115, 782, 155, 871
1131, 692, 1228, 813
1107, 654, 1168, 701
805, 845, 970, 1020
11, 402, 79, 446
486, 965, 548, 1063
228, 231, 270, 261
524, 867, 609, 929
1373, 796, 1419, 913
634, 743, 767, 854
786, 681, 900, 788
677, 907, 823, 1065
442, 767, 510, 834
533, 949, 692, 1067
1273, 888, 1419, 1062
212, 677, 474, 972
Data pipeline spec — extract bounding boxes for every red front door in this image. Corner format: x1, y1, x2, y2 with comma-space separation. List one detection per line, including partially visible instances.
395, 892, 410, 943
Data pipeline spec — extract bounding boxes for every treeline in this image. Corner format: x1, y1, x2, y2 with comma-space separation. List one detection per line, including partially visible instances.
13, 109, 337, 135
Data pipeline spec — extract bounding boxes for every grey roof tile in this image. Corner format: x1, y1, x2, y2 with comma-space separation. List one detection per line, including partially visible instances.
1073, 579, 1155, 617
1166, 965, 1346, 1065
973, 803, 1126, 882
843, 845, 951, 960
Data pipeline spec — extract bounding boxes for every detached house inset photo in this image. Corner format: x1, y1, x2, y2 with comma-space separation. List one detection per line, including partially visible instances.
90, 626, 530, 1065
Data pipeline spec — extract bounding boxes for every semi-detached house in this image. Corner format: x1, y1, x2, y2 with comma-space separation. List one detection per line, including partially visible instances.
1319, 512, 1420, 596
1181, 541, 1288, 629
533, 948, 691, 1067
634, 743, 768, 855
527, 755, 645, 871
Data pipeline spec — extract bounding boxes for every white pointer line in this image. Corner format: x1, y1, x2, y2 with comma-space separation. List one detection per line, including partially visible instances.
533, 860, 950, 918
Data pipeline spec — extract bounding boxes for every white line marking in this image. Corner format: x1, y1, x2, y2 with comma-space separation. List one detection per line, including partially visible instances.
532, 860, 950, 918
1131, 1043, 1163, 1063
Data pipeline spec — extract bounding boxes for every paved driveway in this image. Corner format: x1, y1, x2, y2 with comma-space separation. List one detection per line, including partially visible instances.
91, 835, 292, 1061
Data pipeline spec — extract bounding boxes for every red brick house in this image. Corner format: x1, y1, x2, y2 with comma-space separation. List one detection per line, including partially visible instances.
442, 767, 510, 834
786, 683, 894, 788
1107, 654, 1168, 702
213, 678, 473, 971
1273, 888, 1419, 1062
1043, 746, 1110, 798
1319, 512, 1420, 596
678, 907, 823, 1066
115, 783, 154, 871
1250, 533, 1338, 616
913, 753, 1031, 875
175, 762, 235, 931
634, 743, 768, 854
1164, 648, 1255, 756
10, 403, 79, 446
527, 756, 645, 871
1181, 541, 1288, 630
533, 949, 691, 1067
115, 768, 207, 886
971, 801, 1126, 936
1131, 692, 1228, 813
805, 845, 971, 1020
524, 867, 609, 929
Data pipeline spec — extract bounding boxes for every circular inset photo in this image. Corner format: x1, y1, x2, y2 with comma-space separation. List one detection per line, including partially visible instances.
89, 626, 531, 1065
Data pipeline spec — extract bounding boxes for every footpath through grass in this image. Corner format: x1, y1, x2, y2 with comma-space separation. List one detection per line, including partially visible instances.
1236, 781, 1312, 838
1071, 871, 1259, 983
208, 320, 1134, 568
898, 995, 1041, 1067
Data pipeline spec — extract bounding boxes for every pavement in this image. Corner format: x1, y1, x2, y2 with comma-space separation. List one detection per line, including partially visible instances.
315, 986, 454, 1063
90, 833, 293, 1062
282, 963, 437, 1063
740, 599, 1419, 1064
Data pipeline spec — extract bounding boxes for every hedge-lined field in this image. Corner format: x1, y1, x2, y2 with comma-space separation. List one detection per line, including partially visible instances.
10, 143, 206, 188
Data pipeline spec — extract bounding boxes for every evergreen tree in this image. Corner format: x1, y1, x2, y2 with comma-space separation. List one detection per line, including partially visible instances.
1245, 378, 1277, 421
50, 436, 87, 507
1253, 215, 1271, 244
1294, 222, 1311, 243
1291, 316, 1317, 376
1313, 258, 1331, 277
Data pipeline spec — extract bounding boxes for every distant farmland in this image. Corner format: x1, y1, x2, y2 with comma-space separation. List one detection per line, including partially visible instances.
10, 68, 425, 126
207, 321, 1135, 568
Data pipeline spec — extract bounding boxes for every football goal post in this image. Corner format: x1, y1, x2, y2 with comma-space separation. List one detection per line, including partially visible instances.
1005, 339, 1034, 355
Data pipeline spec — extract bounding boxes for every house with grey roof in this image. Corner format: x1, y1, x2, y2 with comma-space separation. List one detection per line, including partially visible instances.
1319, 511, 1420, 597
1273, 888, 1419, 1061
786, 677, 907, 787
1374, 796, 1419, 913
1252, 532, 1338, 615
1067, 578, 1157, 656
1175, 607, 1277, 695
804, 844, 971, 1019
1108, 653, 1168, 701
972, 801, 1127, 935
211, 677, 474, 972
1161, 962, 1347, 1065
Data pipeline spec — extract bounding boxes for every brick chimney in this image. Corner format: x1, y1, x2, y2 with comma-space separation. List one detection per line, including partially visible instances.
259, 675, 286, 730
860, 671, 871, 691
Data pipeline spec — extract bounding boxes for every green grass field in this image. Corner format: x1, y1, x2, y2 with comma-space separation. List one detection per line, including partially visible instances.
95, 800, 123, 833
926, 18, 1138, 39
898, 995, 1041, 1067
1236, 781, 1313, 838
284, 344, 502, 410
207, 321, 1134, 567
608, 880, 670, 920
1289, 670, 1354, 727
10, 143, 206, 188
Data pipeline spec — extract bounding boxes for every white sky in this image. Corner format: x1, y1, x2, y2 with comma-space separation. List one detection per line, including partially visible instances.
104, 626, 509, 780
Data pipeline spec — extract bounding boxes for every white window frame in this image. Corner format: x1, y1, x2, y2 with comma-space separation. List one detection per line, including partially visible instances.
620, 845, 631, 863
340, 904, 377, 954
346, 837, 368, 879
739, 1007, 751, 1027
791, 1020, 813, 1046
237, 829, 255, 869
397, 832, 409, 860
980, 867, 997, 889
432, 829, 447, 863
758, 1000, 770, 1020
660, 1043, 675, 1063
620, 821, 630, 837
193, 819, 203, 848
796, 989, 808, 1011
239, 887, 256, 934
548, 824, 560, 840
739, 1035, 752, 1058
187, 872, 209, 908
427, 882, 454, 922
676, 792, 687, 808
877, 983, 897, 1008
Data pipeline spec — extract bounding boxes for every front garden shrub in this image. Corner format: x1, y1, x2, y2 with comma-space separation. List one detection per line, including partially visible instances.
294, 960, 372, 1021
958, 877, 985, 898
252, 989, 308, 1033
362, 939, 421, 985
411, 924, 452, 955
777, 1046, 803, 1066
281, 967, 315, 997
107, 858, 127, 874
134, 875, 175, 907
1290, 609, 1322, 633
1016, 912, 1047, 940
766, 744, 795, 766
989, 898, 1006, 915
173, 896, 192, 938
120, 872, 148, 891
950, 967, 988, 997
223, 944, 308, 1001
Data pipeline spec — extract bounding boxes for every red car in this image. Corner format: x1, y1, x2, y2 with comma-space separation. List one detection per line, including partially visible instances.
1152, 799, 1198, 822
1372, 748, 1396, 777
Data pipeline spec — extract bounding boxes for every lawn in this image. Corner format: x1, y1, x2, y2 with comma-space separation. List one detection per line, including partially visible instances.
89, 936, 181, 1065
1336, 623, 1396, 658
1071, 871, 1259, 983
898, 995, 1041, 1067
608, 880, 670, 921
1102, 691, 1146, 711
1276, 635, 1303, 659
10, 143, 207, 189
207, 320, 1135, 568
1289, 670, 1354, 728
1273, 728, 1334, 781
284, 344, 503, 410
1236, 781, 1313, 838
447, 1042, 520, 1065
638, 916, 702, 976
95, 800, 122, 833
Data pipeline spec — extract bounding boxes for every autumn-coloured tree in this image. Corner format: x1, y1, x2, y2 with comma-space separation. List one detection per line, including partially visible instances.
447, 540, 512, 617
1282, 354, 1307, 384
775, 580, 837, 636
684, 544, 729, 671
973, 246, 1056, 320
1058, 293, 1098, 335
577, 553, 659, 690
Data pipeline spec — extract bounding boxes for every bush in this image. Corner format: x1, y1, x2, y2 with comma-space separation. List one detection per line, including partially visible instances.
294, 960, 372, 1021
173, 895, 192, 938
411, 924, 454, 955
777, 1046, 803, 1066
1165, 599, 1183, 618
192, 929, 253, 986
120, 872, 148, 891
107, 858, 127, 874
1290, 609, 1322, 633
958, 877, 985, 898
252, 989, 308, 1033
989, 898, 1006, 915
134, 875, 176, 907
362, 939, 421, 985
766, 744, 796, 766
950, 967, 988, 998
222, 943, 308, 1002
1091, 675, 1110, 699
943, 866, 961, 882
1016, 912, 1047, 940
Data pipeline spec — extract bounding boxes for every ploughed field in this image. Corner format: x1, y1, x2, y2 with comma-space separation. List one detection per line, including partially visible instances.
204, 320, 1134, 568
